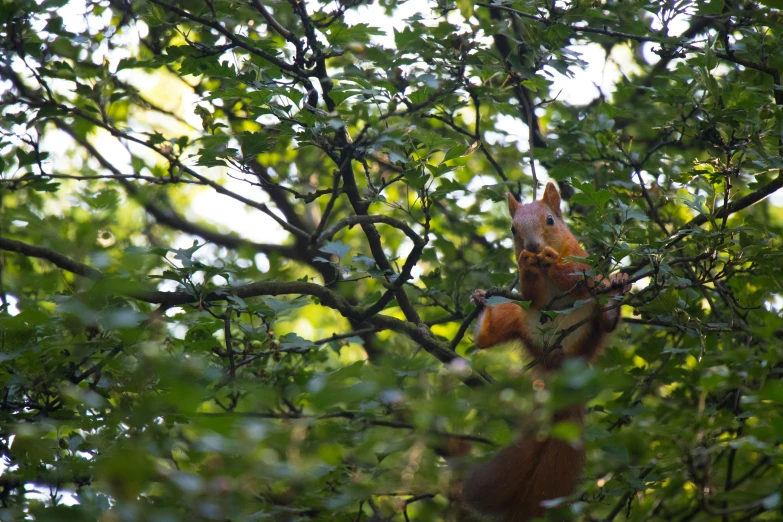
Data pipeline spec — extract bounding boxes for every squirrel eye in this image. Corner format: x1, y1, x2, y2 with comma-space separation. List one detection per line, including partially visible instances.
546, 215, 555, 226
510, 225, 516, 235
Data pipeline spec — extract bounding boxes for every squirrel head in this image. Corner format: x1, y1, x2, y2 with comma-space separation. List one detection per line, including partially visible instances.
507, 182, 575, 256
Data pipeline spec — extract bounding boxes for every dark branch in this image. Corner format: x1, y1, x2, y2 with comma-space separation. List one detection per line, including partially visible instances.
0, 236, 102, 280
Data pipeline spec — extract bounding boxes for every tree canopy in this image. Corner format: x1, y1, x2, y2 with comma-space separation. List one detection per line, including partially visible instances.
1, 0, 783, 520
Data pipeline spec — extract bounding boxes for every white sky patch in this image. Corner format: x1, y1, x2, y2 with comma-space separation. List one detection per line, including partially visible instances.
764, 294, 783, 313
255, 253, 271, 272
3, 295, 19, 316
548, 42, 642, 106
649, 9, 693, 38
641, 41, 662, 66
56, 0, 89, 34
456, 193, 476, 209
494, 115, 530, 151
188, 176, 290, 245
40, 128, 77, 161
343, 1, 434, 48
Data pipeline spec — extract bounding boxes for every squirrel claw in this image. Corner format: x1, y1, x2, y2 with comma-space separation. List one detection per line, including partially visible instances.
537, 246, 560, 267
599, 273, 631, 294
594, 273, 631, 295
471, 289, 488, 305
518, 250, 538, 268
610, 272, 631, 295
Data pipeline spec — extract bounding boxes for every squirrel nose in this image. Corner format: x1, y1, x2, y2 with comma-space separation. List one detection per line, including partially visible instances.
525, 241, 541, 253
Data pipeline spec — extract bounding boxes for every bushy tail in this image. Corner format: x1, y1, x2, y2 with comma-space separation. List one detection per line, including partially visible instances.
462, 407, 585, 522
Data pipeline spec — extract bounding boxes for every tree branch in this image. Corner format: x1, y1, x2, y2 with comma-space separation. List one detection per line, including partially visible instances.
0, 235, 487, 383
0, 236, 101, 280
667, 173, 783, 248
199, 410, 495, 445
318, 215, 424, 248
147, 0, 310, 82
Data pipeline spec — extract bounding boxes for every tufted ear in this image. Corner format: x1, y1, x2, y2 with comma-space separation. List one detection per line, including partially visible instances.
541, 182, 562, 218
506, 192, 520, 218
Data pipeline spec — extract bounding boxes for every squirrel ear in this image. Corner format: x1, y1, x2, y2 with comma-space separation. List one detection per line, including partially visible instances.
506, 192, 520, 217
542, 182, 562, 218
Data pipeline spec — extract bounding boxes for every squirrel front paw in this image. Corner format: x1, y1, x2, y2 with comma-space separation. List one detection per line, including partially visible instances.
597, 272, 631, 295
517, 250, 538, 269
537, 246, 560, 268
609, 272, 631, 295
470, 289, 488, 306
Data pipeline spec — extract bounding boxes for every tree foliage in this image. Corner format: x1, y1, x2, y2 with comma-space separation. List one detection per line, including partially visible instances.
1, 0, 783, 520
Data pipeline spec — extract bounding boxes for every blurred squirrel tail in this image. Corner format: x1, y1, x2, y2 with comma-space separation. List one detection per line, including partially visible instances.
462, 406, 585, 522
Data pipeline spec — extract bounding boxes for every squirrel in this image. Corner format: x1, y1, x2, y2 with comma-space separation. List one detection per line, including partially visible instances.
462, 182, 630, 522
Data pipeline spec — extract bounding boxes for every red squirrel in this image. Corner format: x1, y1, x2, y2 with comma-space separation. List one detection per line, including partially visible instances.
463, 182, 629, 521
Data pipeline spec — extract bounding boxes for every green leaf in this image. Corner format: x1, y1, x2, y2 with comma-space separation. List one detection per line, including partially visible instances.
484, 296, 530, 310
550, 420, 581, 444
432, 178, 465, 197
261, 297, 309, 317
319, 241, 350, 261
